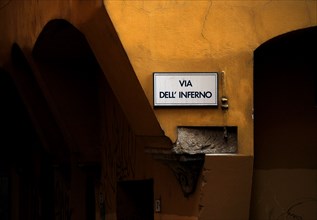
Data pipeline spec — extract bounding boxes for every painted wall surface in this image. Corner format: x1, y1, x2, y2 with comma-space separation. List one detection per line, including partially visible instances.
104, 0, 316, 155
102, 2, 316, 219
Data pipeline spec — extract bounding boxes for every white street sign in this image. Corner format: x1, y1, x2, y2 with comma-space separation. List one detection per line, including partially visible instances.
153, 72, 218, 107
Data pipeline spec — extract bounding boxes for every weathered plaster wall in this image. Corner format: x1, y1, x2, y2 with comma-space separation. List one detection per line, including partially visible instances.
103, 1, 317, 220
104, 0, 316, 155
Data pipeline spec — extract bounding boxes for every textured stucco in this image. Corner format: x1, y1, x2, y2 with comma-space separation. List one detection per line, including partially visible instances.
104, 0, 316, 156
103, 2, 316, 220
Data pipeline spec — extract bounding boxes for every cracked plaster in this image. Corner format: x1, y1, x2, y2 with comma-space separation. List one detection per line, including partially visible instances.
104, 0, 315, 149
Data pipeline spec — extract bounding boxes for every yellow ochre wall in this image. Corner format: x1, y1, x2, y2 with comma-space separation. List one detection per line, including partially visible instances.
102, 3, 316, 218
104, 0, 316, 155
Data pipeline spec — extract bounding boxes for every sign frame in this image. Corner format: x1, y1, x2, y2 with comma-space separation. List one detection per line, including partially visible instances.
153, 72, 218, 107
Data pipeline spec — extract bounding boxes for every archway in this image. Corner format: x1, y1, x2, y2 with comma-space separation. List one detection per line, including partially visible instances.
251, 26, 317, 219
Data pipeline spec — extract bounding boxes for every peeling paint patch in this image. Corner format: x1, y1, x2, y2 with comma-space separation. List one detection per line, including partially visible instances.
173, 126, 237, 154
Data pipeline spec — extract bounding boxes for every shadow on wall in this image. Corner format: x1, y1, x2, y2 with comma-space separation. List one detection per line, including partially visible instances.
32, 19, 102, 163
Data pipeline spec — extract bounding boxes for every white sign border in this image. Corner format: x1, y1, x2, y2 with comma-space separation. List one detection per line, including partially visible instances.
153, 72, 218, 107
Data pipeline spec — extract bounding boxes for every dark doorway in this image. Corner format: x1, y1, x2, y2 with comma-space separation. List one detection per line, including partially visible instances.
254, 26, 317, 169
251, 26, 317, 219
117, 179, 154, 220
